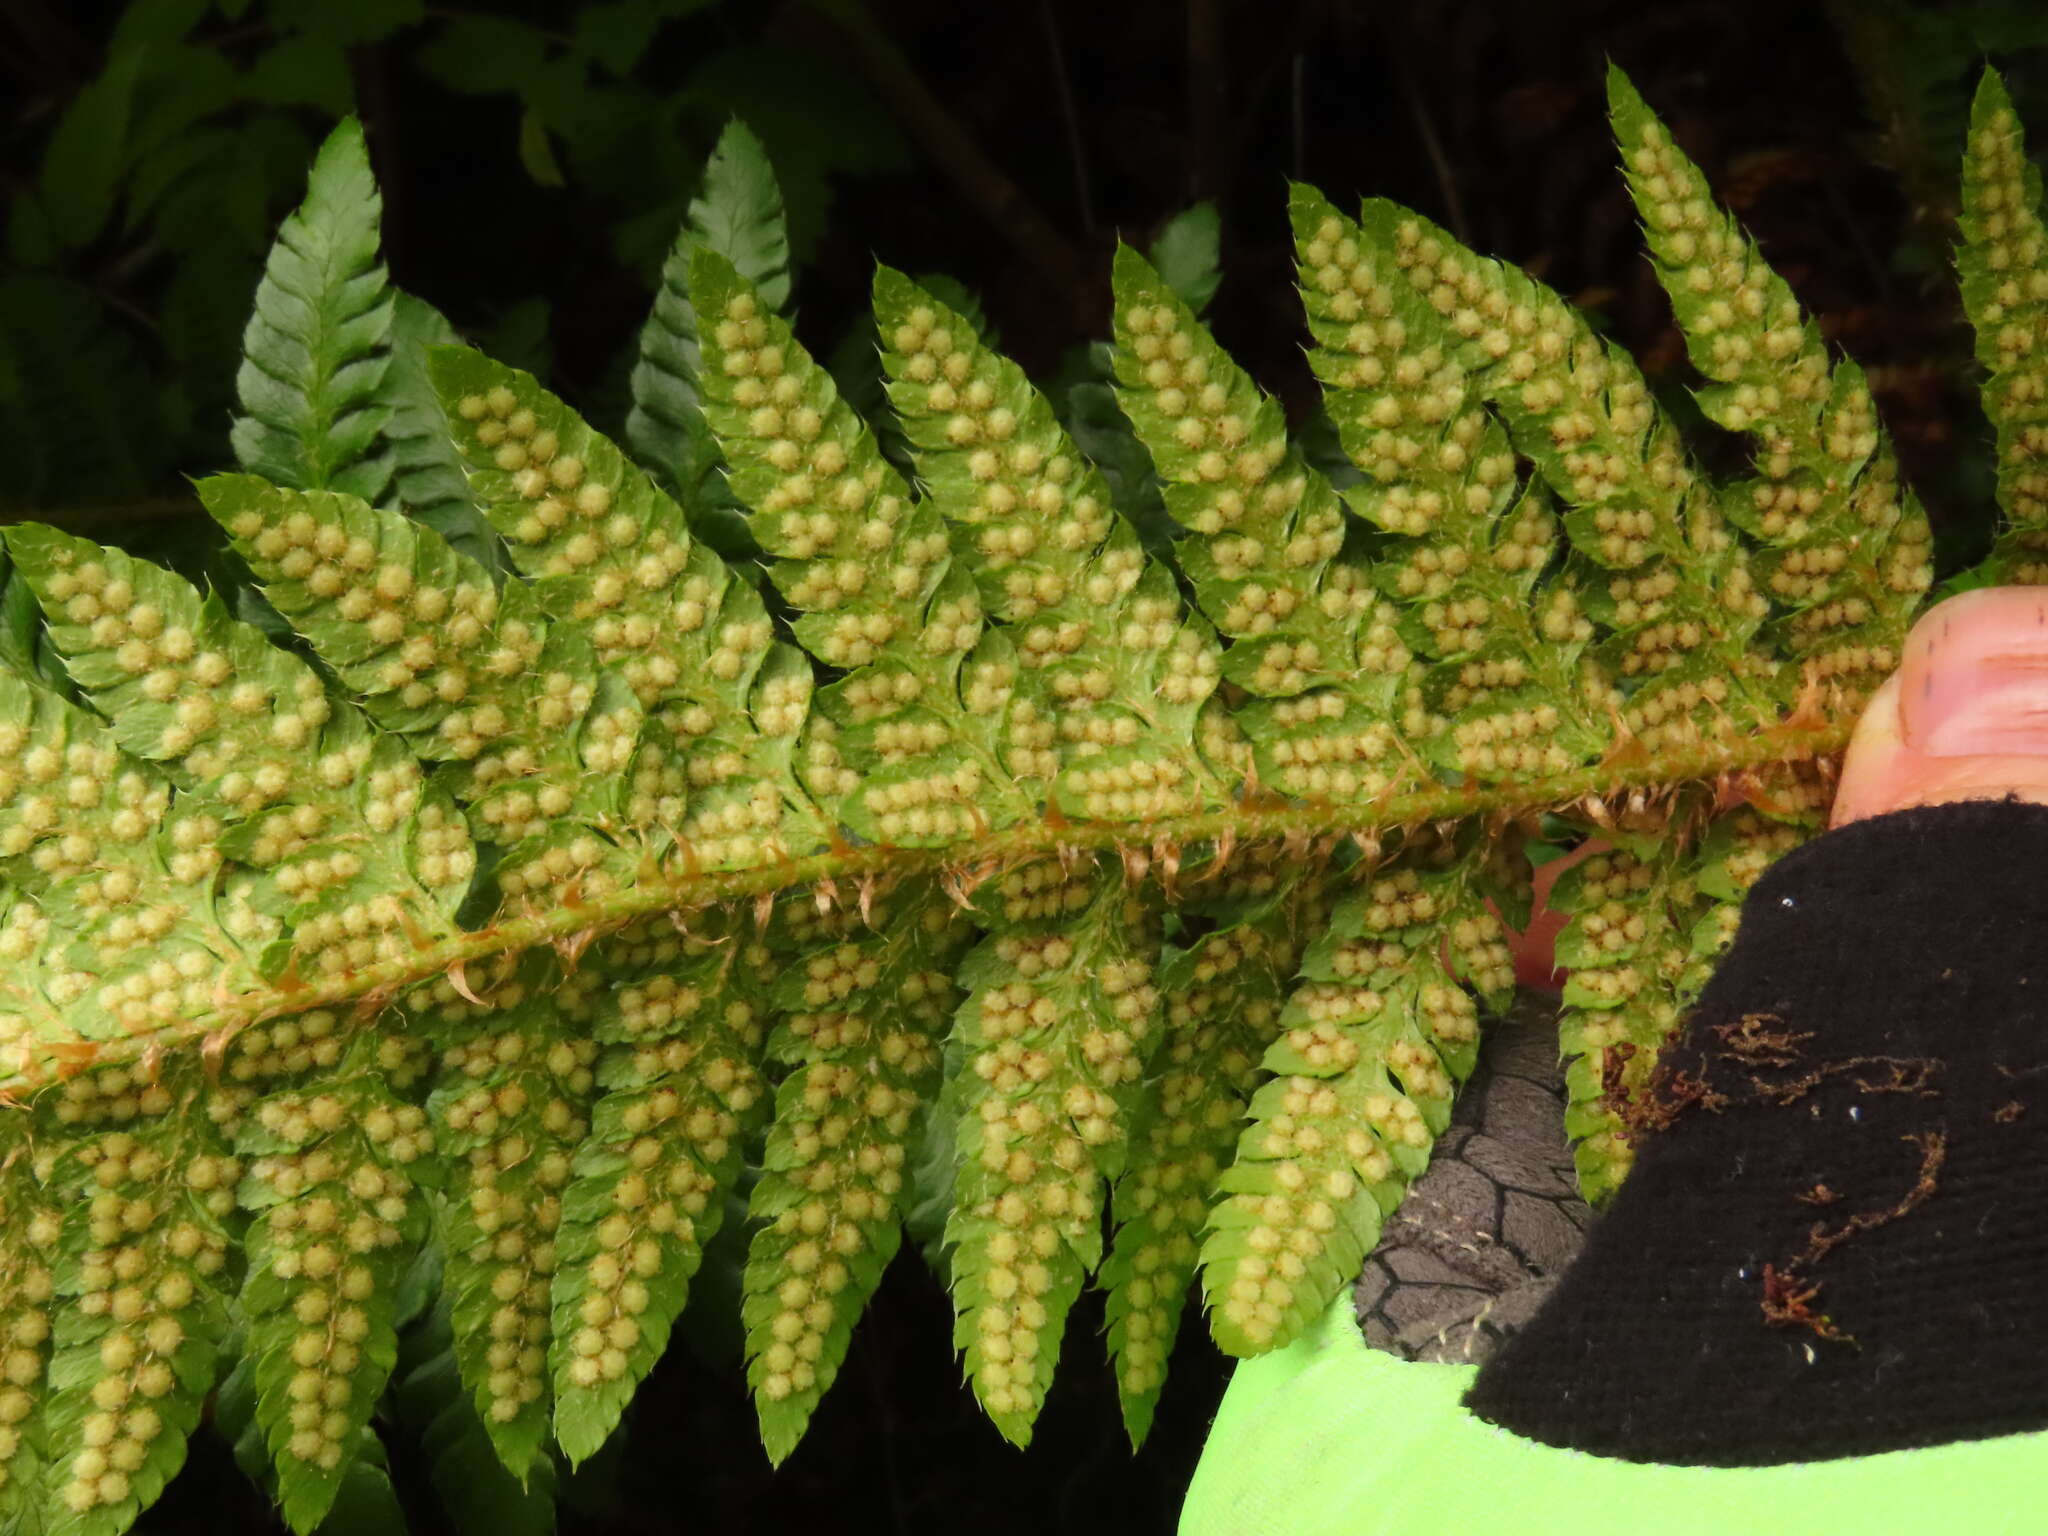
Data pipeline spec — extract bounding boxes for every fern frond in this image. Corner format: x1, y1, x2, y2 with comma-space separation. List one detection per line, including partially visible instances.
425, 981, 597, 1477
1959, 67, 2048, 573
232, 1029, 433, 1529
231, 119, 395, 502
1550, 822, 1708, 1197
5, 61, 2013, 1525
40, 1063, 234, 1533
548, 917, 769, 1464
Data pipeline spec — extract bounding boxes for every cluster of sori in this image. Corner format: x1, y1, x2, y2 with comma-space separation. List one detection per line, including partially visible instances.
1192, 853, 1509, 1355
40, 1065, 232, 1523
1098, 897, 1310, 1438
742, 883, 967, 1460
1960, 73, 2048, 577
1609, 73, 1931, 714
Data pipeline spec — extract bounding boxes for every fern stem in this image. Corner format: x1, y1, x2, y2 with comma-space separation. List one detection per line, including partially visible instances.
6, 718, 1846, 1095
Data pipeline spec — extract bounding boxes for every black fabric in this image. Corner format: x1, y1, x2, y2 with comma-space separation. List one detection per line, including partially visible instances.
1463, 798, 2048, 1465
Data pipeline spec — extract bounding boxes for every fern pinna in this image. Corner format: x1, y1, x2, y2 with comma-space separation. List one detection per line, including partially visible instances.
1, 65, 2039, 1530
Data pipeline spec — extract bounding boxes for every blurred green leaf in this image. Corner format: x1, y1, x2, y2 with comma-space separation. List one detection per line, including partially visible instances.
1148, 201, 1223, 315
573, 0, 663, 75
416, 14, 553, 94
268, 0, 426, 46
0, 271, 171, 504
249, 35, 357, 112
479, 297, 554, 380
110, 0, 210, 50
520, 108, 570, 188
5, 193, 58, 268
39, 44, 147, 247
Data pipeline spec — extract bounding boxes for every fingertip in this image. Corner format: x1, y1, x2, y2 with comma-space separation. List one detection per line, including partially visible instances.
1830, 671, 1907, 827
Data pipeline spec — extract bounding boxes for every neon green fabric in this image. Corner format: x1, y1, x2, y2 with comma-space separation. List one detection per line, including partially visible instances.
1181, 1294, 2048, 1535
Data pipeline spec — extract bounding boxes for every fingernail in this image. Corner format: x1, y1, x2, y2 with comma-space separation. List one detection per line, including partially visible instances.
1903, 590, 2048, 757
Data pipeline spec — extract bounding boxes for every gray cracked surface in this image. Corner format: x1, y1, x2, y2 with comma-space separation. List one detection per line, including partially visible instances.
1353, 998, 1592, 1363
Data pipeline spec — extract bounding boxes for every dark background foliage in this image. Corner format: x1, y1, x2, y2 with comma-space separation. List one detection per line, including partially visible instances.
3, 1, 2047, 1531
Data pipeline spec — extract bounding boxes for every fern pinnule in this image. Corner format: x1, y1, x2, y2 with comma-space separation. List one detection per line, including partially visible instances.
43, 1060, 237, 1534
1607, 68, 1931, 710
230, 118, 394, 504
382, 294, 510, 576
630, 120, 792, 532
1291, 186, 1608, 783
745, 882, 970, 1464
1959, 67, 2048, 574
547, 918, 772, 1464
1194, 842, 1514, 1358
420, 974, 599, 1476
1099, 886, 1314, 1444
229, 1029, 435, 1528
